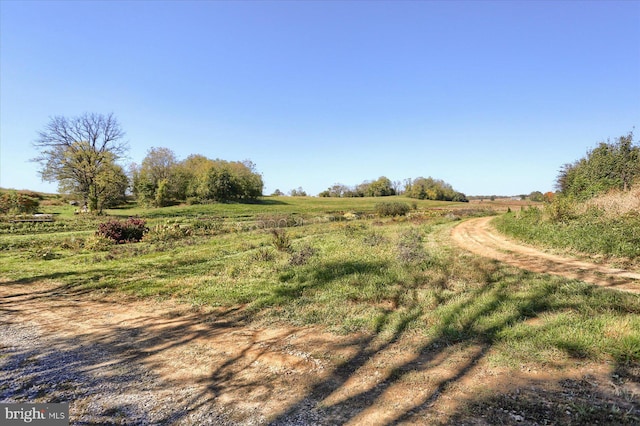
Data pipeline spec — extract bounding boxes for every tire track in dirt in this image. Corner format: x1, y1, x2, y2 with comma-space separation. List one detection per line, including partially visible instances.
451, 216, 640, 294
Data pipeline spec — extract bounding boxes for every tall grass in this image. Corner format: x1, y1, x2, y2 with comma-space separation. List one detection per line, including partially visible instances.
495, 199, 640, 260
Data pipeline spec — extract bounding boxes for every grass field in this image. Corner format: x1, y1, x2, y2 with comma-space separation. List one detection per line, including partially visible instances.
2, 196, 639, 423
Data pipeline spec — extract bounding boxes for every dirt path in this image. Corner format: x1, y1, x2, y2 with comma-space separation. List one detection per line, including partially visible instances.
451, 216, 640, 294
4, 281, 637, 425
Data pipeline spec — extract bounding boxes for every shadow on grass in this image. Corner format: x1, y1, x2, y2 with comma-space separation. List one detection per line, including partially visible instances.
1, 260, 639, 424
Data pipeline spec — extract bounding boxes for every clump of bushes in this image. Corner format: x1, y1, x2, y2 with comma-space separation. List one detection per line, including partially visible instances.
144, 222, 191, 243
0, 191, 40, 214
84, 235, 114, 251
375, 202, 410, 217
97, 218, 148, 243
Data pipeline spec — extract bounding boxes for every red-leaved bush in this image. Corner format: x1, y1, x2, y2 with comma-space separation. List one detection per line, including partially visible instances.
97, 218, 148, 243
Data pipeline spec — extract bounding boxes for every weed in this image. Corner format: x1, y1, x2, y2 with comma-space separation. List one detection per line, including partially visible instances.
396, 228, 427, 264
144, 222, 191, 243
252, 247, 276, 262
270, 228, 292, 252
363, 230, 386, 246
289, 245, 316, 266
84, 235, 114, 251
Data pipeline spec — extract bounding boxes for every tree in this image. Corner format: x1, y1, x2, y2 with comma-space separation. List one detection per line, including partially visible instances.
289, 187, 307, 196
32, 113, 127, 212
367, 176, 395, 197
133, 147, 180, 207
529, 191, 544, 202
405, 176, 467, 202
556, 131, 639, 199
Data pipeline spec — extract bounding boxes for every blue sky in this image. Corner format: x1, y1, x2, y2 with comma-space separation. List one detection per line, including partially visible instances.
1, 1, 639, 196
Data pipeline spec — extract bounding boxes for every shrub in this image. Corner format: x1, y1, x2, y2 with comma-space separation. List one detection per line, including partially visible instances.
0, 191, 40, 214
144, 222, 191, 243
375, 202, 410, 217
84, 234, 114, 251
252, 247, 275, 262
544, 196, 579, 223
270, 228, 291, 252
97, 218, 148, 243
190, 216, 224, 234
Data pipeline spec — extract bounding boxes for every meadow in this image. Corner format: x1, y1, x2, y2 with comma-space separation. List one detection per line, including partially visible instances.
1, 195, 639, 423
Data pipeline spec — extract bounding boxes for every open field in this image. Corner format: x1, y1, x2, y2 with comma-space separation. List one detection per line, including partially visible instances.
1, 197, 639, 424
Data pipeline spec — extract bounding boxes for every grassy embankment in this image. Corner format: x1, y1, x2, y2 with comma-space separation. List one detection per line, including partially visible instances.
495, 188, 640, 264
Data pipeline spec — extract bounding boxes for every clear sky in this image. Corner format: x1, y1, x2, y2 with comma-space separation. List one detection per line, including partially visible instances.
1, 1, 639, 196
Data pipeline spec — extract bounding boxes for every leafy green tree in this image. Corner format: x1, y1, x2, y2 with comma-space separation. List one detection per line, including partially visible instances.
180, 157, 262, 203
94, 160, 129, 208
556, 131, 639, 199
133, 147, 180, 207
54, 144, 128, 211
529, 191, 544, 202
406, 176, 467, 202
32, 113, 128, 212
367, 176, 395, 197
289, 187, 307, 196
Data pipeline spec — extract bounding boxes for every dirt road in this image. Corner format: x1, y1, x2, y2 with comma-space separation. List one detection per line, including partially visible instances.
451, 216, 640, 294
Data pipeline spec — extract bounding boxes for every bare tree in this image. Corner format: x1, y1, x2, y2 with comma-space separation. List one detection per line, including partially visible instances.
32, 112, 128, 212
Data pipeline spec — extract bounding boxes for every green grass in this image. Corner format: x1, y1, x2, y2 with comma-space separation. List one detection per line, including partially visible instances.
103, 195, 454, 219
1, 198, 639, 368
494, 207, 640, 259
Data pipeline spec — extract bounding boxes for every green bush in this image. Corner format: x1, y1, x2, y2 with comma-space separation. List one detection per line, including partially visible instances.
496, 207, 640, 259
544, 196, 579, 223
270, 228, 291, 252
375, 202, 410, 217
0, 191, 40, 214
144, 222, 191, 243
84, 235, 114, 251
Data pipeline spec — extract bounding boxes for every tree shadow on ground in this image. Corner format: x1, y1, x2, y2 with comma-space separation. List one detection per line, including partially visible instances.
1, 260, 638, 425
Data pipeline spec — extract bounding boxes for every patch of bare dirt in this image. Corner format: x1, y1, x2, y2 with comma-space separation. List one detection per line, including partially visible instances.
451, 216, 640, 294
2, 279, 638, 425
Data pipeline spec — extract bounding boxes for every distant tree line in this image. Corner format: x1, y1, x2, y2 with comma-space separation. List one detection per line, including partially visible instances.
556, 131, 639, 199
31, 112, 474, 210
31, 113, 263, 211
404, 177, 468, 202
318, 176, 399, 198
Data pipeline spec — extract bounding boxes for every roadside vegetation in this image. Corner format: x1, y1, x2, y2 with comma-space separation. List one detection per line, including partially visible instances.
496, 131, 640, 265
495, 189, 640, 261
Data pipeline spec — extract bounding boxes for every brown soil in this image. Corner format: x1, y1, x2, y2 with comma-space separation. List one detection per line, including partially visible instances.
2, 221, 639, 424
451, 216, 640, 294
